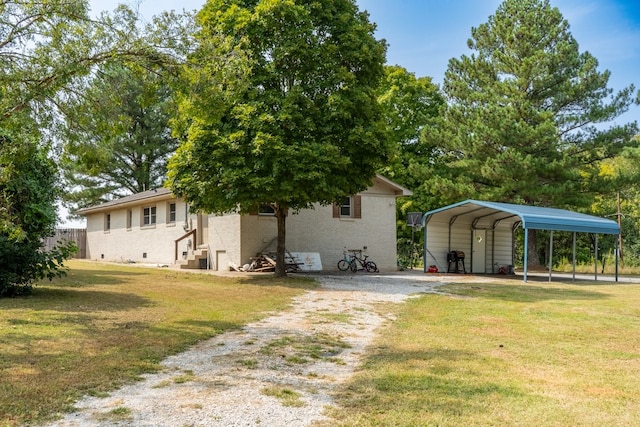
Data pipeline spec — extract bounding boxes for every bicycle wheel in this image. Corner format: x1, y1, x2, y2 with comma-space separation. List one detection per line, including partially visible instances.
337, 259, 350, 271
365, 261, 378, 273
350, 259, 358, 272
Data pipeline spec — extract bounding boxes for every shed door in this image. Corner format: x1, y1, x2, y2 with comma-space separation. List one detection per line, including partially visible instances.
472, 229, 486, 273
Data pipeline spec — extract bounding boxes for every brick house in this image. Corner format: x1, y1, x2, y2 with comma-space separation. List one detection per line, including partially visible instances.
78, 175, 412, 271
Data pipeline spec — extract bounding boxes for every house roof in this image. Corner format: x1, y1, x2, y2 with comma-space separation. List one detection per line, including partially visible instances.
77, 174, 412, 216
373, 175, 413, 197
77, 188, 173, 215
423, 199, 619, 235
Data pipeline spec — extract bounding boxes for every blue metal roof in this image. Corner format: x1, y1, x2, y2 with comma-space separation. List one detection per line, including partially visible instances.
423, 200, 620, 234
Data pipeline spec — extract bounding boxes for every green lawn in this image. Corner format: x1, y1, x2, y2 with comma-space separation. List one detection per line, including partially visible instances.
322, 278, 640, 427
5, 262, 640, 427
0, 261, 315, 426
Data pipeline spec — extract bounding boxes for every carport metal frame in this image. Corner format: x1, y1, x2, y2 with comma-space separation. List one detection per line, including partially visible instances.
422, 200, 621, 282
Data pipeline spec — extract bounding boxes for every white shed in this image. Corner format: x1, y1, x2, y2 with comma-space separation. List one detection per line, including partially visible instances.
421, 200, 621, 282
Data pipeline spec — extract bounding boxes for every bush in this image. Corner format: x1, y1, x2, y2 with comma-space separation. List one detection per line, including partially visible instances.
0, 137, 74, 296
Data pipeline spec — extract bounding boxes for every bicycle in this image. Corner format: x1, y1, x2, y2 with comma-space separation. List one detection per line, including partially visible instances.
337, 249, 379, 273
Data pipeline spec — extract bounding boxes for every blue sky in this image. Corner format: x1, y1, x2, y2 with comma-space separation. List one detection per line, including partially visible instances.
91, 0, 640, 124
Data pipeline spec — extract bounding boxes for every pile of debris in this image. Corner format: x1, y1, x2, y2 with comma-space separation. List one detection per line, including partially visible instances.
240, 251, 302, 273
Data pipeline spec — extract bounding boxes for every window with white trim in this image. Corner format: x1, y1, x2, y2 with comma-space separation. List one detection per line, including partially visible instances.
333, 195, 361, 219
168, 203, 176, 223
143, 206, 156, 226
104, 213, 111, 232
340, 197, 352, 217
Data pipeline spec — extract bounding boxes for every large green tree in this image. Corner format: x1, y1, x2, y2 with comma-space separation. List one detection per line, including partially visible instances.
376, 65, 444, 267
377, 65, 444, 212
60, 63, 180, 210
0, 1, 179, 294
167, 0, 391, 276
422, 0, 638, 266
590, 145, 640, 266
0, 0, 98, 295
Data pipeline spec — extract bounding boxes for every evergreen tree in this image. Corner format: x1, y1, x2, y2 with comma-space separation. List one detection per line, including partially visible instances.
422, 0, 638, 266
0, 123, 76, 296
61, 63, 180, 211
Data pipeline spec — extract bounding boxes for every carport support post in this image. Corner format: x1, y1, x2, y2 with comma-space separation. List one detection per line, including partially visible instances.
548, 231, 554, 282
594, 234, 598, 281
615, 236, 619, 282
523, 228, 529, 282
422, 214, 428, 273
572, 232, 576, 282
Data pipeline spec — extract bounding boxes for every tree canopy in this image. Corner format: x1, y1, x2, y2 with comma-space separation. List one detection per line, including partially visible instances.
420, 0, 638, 265
167, 0, 391, 276
376, 65, 444, 213
0, 1, 182, 294
424, 0, 637, 207
60, 62, 180, 211
0, 126, 76, 295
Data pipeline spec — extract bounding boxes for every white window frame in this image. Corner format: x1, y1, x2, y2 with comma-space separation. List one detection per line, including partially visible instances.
142, 206, 157, 227
168, 203, 177, 223
339, 197, 352, 217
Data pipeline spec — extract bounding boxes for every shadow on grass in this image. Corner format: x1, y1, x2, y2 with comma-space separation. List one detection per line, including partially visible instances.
50, 268, 146, 287
343, 347, 527, 420
174, 319, 243, 334
227, 275, 318, 290
443, 282, 608, 303
2, 288, 152, 312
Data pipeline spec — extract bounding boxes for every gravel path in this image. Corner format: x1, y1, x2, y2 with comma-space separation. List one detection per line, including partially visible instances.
45, 271, 452, 427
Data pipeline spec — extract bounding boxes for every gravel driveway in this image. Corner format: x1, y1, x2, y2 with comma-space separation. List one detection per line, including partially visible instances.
45, 271, 451, 427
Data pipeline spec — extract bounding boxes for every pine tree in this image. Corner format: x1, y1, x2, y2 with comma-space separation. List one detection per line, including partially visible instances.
423, 0, 638, 265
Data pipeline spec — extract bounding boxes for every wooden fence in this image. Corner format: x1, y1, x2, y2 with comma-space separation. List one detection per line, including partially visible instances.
43, 228, 86, 259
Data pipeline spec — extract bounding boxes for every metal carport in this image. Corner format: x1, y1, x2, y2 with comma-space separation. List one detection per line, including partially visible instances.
421, 200, 621, 282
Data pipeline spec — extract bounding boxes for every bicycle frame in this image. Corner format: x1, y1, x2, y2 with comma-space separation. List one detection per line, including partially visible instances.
337, 248, 378, 273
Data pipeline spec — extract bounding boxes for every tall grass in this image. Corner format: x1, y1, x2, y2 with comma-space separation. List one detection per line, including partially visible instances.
555, 255, 640, 275
0, 261, 314, 426
323, 278, 640, 426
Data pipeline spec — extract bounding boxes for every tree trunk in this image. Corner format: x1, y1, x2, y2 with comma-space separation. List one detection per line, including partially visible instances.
275, 204, 288, 277
527, 228, 541, 267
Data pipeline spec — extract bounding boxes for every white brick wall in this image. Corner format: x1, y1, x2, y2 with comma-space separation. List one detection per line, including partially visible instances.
206, 214, 243, 271
85, 198, 195, 264
85, 177, 406, 271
